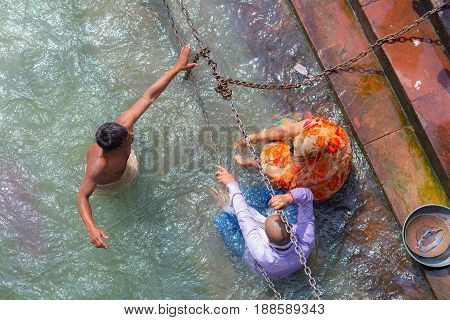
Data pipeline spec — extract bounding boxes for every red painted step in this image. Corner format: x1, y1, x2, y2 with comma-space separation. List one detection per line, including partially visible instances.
290, 0, 449, 300
349, 0, 450, 194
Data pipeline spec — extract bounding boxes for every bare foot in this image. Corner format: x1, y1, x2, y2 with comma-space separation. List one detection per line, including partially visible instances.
234, 155, 258, 168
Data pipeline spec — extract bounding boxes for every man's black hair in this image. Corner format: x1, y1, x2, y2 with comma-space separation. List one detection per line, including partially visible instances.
95, 122, 128, 151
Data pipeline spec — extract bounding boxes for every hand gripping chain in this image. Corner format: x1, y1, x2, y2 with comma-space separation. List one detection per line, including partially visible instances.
165, 0, 449, 299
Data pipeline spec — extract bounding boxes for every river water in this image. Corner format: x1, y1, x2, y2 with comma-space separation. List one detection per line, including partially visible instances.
0, 0, 432, 299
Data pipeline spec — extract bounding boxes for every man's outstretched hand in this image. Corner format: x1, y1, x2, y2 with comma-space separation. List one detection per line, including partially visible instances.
88, 227, 109, 249
173, 44, 197, 72
215, 165, 237, 186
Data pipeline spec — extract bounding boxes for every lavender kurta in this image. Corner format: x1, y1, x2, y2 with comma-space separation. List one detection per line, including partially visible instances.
226, 182, 315, 278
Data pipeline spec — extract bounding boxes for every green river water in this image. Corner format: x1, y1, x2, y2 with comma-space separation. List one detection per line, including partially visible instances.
0, 0, 432, 299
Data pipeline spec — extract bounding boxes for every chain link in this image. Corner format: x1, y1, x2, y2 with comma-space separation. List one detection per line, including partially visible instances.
178, 0, 205, 49
169, 0, 448, 300
162, 0, 182, 43
162, 0, 220, 159
256, 262, 283, 300
224, 1, 449, 93
177, 0, 448, 99
174, 0, 323, 299
228, 99, 323, 300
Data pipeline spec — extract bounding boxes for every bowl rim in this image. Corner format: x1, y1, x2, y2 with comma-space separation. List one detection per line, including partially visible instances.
402, 204, 450, 268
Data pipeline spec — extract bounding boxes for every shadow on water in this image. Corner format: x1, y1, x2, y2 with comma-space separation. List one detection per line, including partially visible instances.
0, 157, 48, 298
0, 159, 41, 253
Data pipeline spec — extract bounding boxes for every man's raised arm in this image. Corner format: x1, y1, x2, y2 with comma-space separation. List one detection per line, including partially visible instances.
116, 44, 197, 129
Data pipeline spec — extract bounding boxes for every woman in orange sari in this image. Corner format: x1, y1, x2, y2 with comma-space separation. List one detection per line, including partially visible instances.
235, 117, 352, 201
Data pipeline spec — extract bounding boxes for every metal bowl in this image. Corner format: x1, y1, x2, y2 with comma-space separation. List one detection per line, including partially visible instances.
402, 204, 450, 268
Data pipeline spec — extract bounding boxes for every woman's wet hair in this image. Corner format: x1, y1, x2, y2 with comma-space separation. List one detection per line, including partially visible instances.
95, 122, 128, 151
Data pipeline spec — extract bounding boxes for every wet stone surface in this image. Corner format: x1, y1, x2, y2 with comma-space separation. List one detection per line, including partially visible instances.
365, 126, 448, 225
291, 0, 448, 298
359, 0, 450, 185
292, 0, 408, 145
0, 0, 433, 299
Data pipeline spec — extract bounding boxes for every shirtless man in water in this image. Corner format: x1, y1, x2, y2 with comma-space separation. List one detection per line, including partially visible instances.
77, 45, 197, 249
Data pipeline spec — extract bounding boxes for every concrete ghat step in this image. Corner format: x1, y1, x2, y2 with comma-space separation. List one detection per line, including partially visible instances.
423, 0, 450, 54
289, 0, 449, 299
349, 0, 450, 194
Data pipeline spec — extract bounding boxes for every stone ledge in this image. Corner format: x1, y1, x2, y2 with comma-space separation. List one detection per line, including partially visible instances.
365, 126, 448, 225
422, 0, 450, 53
290, 0, 449, 299
291, 0, 408, 145
349, 0, 450, 195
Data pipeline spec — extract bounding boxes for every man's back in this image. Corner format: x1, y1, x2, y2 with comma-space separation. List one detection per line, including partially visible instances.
77, 44, 197, 249
227, 182, 315, 278
85, 141, 131, 186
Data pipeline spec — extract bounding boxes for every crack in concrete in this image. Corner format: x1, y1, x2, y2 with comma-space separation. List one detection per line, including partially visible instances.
361, 0, 379, 7
363, 125, 407, 146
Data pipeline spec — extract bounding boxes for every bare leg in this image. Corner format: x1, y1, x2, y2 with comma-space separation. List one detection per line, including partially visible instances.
236, 155, 284, 182
234, 155, 258, 168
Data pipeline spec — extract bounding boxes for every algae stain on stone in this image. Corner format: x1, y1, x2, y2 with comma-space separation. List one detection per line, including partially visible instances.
384, 157, 410, 215
404, 127, 449, 205
339, 0, 357, 22
355, 74, 384, 98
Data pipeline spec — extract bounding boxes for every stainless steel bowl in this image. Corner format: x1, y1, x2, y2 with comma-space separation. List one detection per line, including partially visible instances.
402, 204, 450, 268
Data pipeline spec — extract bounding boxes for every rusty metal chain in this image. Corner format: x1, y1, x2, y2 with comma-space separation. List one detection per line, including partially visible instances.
178, 0, 205, 49
162, 0, 182, 43
174, 0, 323, 300
162, 0, 220, 159
172, 0, 448, 300
256, 263, 282, 300
228, 99, 323, 300
178, 0, 448, 99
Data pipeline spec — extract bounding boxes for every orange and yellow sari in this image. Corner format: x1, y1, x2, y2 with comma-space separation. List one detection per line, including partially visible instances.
260, 117, 352, 201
